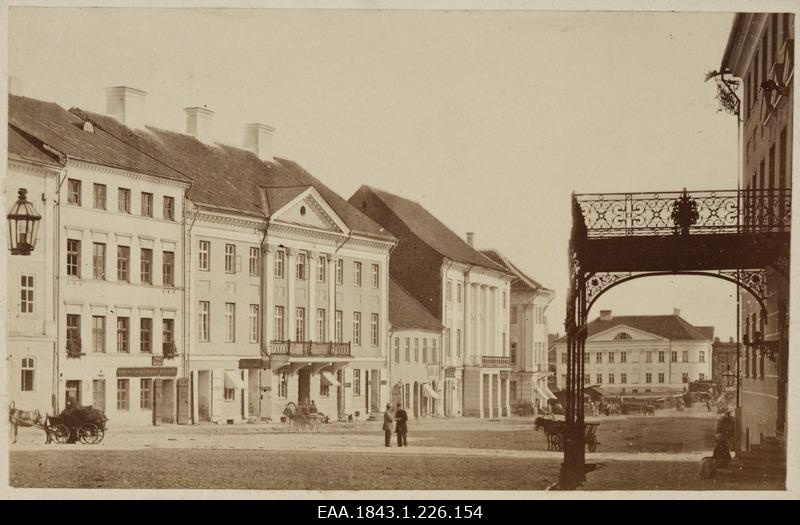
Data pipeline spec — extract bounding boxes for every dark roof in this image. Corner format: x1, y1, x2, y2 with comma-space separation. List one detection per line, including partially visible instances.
547, 333, 560, 348
8, 124, 62, 166
349, 186, 506, 272
480, 249, 545, 291
68, 106, 394, 240
9, 95, 189, 182
555, 314, 714, 343
389, 278, 444, 332
697, 326, 715, 340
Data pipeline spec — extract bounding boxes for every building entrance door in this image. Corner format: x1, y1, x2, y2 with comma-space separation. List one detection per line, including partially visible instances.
65, 380, 81, 408
298, 368, 311, 403
92, 379, 106, 412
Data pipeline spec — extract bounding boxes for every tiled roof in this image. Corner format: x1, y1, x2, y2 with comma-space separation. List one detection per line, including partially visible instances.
9, 95, 189, 183
349, 186, 507, 272
555, 314, 714, 343
263, 186, 310, 215
68, 106, 395, 240
389, 278, 444, 332
480, 249, 545, 291
8, 124, 62, 166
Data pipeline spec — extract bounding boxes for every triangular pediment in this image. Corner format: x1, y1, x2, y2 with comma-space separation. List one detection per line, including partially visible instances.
267, 186, 350, 234
588, 324, 667, 343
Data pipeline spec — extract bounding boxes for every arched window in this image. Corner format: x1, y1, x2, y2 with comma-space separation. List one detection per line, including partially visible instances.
614, 332, 632, 340
21, 357, 35, 391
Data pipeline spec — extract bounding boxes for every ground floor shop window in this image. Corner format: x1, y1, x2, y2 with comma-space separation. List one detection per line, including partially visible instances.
117, 379, 129, 410
140, 378, 152, 409
20, 357, 35, 391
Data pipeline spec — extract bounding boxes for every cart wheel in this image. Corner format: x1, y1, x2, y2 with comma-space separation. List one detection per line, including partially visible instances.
587, 438, 598, 452
52, 424, 71, 444
78, 424, 100, 444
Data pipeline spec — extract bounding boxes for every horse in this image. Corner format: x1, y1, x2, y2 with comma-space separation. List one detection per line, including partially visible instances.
534, 416, 565, 451
9, 401, 45, 444
643, 403, 655, 416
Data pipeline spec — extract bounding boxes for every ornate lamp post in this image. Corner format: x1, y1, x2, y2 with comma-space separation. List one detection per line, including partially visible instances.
7, 188, 41, 255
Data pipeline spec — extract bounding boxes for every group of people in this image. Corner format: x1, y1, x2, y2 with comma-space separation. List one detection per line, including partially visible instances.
382, 403, 409, 447
297, 400, 318, 415
586, 401, 620, 417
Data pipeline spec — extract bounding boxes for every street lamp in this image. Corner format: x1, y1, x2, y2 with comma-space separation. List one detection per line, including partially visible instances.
7, 188, 41, 255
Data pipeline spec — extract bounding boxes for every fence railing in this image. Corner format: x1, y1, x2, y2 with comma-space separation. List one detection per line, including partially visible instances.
574, 189, 791, 238
269, 340, 352, 357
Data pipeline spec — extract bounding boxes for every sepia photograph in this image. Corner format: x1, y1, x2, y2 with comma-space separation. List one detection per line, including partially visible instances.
1, 0, 796, 498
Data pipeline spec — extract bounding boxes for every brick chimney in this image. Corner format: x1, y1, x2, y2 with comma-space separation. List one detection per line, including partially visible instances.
466, 232, 475, 247
673, 308, 682, 317
105, 86, 147, 129
184, 106, 214, 143
599, 310, 612, 321
243, 123, 275, 161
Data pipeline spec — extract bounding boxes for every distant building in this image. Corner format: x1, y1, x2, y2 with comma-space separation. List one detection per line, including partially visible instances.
388, 278, 444, 418
350, 186, 514, 418
712, 337, 739, 390
481, 250, 555, 412
553, 310, 714, 395
547, 333, 560, 395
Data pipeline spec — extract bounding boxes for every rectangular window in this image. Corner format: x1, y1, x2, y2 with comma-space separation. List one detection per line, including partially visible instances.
620, 373, 627, 384
316, 308, 326, 341
317, 256, 326, 282
457, 283, 462, 303
250, 305, 260, 343
645, 352, 652, 363
274, 250, 284, 277
92, 316, 106, 353
394, 338, 400, 364
140, 318, 152, 354
319, 381, 330, 398
295, 307, 305, 341
68, 179, 81, 205
277, 372, 288, 398
645, 372, 652, 384
199, 241, 210, 271
456, 329, 462, 357
199, 301, 210, 342
423, 339, 429, 363
584, 374, 590, 385
561, 352, 567, 364
296, 252, 306, 280
445, 328, 451, 357
66, 314, 81, 352
511, 306, 517, 324
335, 310, 343, 342
93, 242, 106, 280
163, 196, 175, 220
140, 379, 152, 409
140, 248, 152, 284
658, 372, 665, 384
658, 351, 665, 363
67, 239, 81, 277
118, 188, 131, 213
352, 312, 361, 345
163, 251, 175, 286
370, 313, 379, 346
93, 183, 106, 210
21, 357, 35, 392
20, 274, 34, 313
336, 259, 343, 285
249, 247, 260, 276
682, 372, 689, 383
273, 306, 285, 341
682, 351, 689, 363
671, 351, 677, 363
163, 319, 174, 353
446, 280, 453, 302
620, 351, 627, 363
371, 264, 379, 288
224, 387, 235, 401
405, 337, 411, 362
431, 339, 438, 363
354, 262, 362, 286
596, 374, 602, 384
699, 351, 705, 363
510, 342, 516, 364
141, 192, 153, 217
226, 303, 236, 342
117, 317, 130, 353
596, 352, 602, 363
608, 352, 615, 363
414, 338, 420, 362
352, 369, 361, 396
608, 373, 615, 384
225, 244, 236, 274
116, 379, 129, 410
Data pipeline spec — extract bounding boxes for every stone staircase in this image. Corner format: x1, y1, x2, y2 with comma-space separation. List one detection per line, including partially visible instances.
717, 437, 786, 484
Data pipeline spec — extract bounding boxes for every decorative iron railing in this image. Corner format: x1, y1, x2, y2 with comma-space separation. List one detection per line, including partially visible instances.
574, 189, 791, 238
66, 340, 83, 358
163, 342, 177, 359
481, 355, 511, 368
269, 340, 352, 357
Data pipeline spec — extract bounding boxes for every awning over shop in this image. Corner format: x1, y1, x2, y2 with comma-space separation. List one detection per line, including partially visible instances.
224, 370, 246, 389
422, 383, 439, 399
320, 370, 341, 387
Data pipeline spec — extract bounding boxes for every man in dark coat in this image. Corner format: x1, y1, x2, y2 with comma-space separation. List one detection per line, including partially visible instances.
382, 404, 394, 447
395, 403, 409, 447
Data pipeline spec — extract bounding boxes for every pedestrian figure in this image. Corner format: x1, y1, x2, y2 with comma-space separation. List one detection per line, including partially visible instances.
395, 403, 409, 447
309, 400, 318, 414
382, 404, 394, 447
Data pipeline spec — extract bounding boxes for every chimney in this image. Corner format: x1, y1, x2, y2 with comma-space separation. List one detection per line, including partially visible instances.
105, 86, 147, 129
673, 308, 681, 317
184, 106, 214, 143
243, 123, 276, 161
729, 336, 734, 343
714, 336, 720, 343
599, 310, 612, 321
466, 232, 475, 247
8, 76, 23, 96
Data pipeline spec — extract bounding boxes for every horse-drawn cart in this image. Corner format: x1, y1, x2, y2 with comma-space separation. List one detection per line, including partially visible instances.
45, 406, 108, 444
535, 417, 600, 452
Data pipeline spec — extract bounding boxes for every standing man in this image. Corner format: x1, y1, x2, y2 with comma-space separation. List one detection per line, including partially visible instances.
395, 403, 409, 447
382, 404, 395, 447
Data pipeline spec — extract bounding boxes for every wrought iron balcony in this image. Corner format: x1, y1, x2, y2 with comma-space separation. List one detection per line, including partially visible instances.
481, 355, 511, 368
163, 342, 177, 359
574, 188, 791, 238
269, 340, 351, 357
66, 340, 83, 358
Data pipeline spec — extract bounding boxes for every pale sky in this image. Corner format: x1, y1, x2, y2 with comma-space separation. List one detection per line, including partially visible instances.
7, 7, 742, 340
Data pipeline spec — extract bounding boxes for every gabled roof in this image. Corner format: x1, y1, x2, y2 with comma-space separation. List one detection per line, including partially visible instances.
263, 185, 311, 215
480, 249, 547, 291
8, 124, 63, 167
9, 95, 189, 183
67, 105, 395, 240
555, 314, 714, 343
349, 185, 506, 272
389, 278, 444, 332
